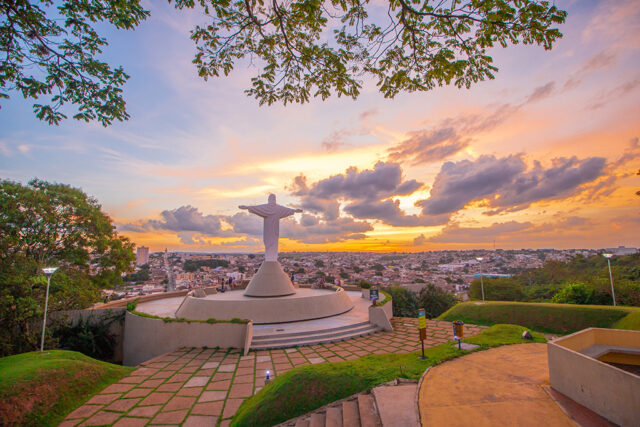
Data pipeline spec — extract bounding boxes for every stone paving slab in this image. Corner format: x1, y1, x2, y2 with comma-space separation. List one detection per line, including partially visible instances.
62, 318, 486, 427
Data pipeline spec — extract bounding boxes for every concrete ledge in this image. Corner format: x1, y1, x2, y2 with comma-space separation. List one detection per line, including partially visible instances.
175, 288, 354, 324
122, 311, 249, 366
548, 328, 640, 426
368, 295, 394, 331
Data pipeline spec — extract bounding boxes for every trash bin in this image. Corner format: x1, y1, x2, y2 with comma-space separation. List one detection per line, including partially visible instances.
453, 321, 464, 339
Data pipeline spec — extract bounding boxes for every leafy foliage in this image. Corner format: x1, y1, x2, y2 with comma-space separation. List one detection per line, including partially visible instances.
0, 179, 135, 356
172, 0, 566, 105
385, 283, 455, 317
183, 258, 230, 272
52, 311, 123, 361
0, 0, 149, 125
470, 277, 524, 301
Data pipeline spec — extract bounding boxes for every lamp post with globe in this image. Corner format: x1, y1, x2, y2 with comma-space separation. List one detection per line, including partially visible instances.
40, 267, 58, 352
602, 254, 616, 306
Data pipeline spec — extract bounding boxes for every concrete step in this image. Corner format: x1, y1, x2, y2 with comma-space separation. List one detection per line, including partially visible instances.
250, 325, 380, 350
309, 412, 325, 427
357, 394, 382, 427
372, 384, 419, 427
325, 406, 343, 427
342, 400, 360, 427
253, 321, 371, 340
294, 419, 310, 427
252, 323, 377, 344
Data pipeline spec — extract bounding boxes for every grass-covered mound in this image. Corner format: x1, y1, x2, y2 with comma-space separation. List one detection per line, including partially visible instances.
0, 350, 133, 426
613, 310, 640, 330
438, 301, 637, 334
232, 324, 544, 427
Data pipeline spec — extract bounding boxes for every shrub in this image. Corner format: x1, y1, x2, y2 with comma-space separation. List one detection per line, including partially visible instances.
385, 286, 419, 317
551, 282, 595, 304
470, 277, 524, 301
417, 284, 457, 318
52, 311, 123, 361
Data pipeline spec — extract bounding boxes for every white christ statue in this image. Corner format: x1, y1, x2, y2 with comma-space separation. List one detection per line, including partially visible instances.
239, 194, 302, 262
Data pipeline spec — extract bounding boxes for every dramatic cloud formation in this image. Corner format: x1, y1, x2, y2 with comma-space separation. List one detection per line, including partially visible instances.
387, 127, 470, 165
288, 162, 447, 227
120, 205, 233, 237
419, 154, 606, 216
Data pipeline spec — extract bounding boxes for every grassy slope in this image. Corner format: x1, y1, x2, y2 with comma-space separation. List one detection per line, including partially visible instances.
612, 311, 640, 330
438, 301, 639, 334
232, 324, 544, 427
0, 350, 133, 426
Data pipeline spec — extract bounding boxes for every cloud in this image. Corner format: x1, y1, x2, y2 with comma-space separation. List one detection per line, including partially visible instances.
387, 103, 521, 165
413, 234, 427, 245
564, 50, 617, 90
419, 155, 525, 215
418, 154, 607, 216
289, 162, 440, 226
124, 205, 234, 237
588, 75, 640, 110
387, 128, 470, 165
526, 82, 555, 103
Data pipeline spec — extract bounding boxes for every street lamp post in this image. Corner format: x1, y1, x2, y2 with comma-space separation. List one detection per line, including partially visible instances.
40, 267, 58, 352
602, 254, 616, 307
476, 257, 485, 301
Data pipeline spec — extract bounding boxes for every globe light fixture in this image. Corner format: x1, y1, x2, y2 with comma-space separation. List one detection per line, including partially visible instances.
476, 257, 485, 301
602, 254, 616, 306
265, 369, 271, 385
40, 267, 58, 352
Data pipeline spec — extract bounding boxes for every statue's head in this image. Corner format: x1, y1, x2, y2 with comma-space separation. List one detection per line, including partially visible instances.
268, 194, 276, 204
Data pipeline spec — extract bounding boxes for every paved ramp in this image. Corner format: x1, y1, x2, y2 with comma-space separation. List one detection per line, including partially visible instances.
419, 343, 576, 427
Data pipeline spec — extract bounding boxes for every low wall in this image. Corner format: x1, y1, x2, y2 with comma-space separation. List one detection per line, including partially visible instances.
95, 290, 190, 309
123, 312, 252, 366
548, 328, 640, 426
175, 288, 354, 324
369, 295, 394, 331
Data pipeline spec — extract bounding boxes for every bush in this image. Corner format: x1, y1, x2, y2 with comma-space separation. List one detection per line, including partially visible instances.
52, 312, 123, 361
385, 286, 418, 317
551, 282, 595, 304
417, 284, 457, 318
470, 277, 524, 301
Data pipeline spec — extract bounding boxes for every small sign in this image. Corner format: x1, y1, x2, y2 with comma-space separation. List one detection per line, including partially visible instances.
369, 289, 379, 301
418, 309, 426, 329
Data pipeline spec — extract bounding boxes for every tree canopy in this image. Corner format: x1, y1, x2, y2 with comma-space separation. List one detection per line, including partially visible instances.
0, 0, 149, 126
0, 179, 135, 355
2, 1, 566, 125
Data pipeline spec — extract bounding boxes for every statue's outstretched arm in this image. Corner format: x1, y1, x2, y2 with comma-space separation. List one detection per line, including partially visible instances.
238, 205, 248, 210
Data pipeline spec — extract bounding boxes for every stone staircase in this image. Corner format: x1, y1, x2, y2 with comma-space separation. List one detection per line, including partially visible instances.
277, 379, 419, 427
250, 321, 381, 350
279, 393, 382, 427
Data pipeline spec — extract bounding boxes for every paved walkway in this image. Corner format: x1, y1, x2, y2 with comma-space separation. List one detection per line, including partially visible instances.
60, 318, 486, 427
418, 343, 576, 427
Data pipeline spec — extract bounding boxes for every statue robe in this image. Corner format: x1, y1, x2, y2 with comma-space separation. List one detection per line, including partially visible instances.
245, 202, 297, 261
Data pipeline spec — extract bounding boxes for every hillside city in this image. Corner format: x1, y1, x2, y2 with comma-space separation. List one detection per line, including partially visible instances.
110, 246, 639, 302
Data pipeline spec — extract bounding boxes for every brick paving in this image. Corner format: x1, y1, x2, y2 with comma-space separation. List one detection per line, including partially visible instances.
62, 318, 486, 426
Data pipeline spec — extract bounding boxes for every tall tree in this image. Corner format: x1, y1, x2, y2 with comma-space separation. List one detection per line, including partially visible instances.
0, 179, 135, 355
0, 0, 149, 125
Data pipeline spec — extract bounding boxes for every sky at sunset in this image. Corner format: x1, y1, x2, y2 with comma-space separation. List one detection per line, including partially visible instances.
1, 0, 639, 253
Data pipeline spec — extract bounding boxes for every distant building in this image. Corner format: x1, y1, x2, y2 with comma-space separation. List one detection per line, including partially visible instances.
137, 246, 149, 265
605, 246, 638, 256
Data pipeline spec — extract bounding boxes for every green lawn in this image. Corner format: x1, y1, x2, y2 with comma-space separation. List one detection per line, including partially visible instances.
231, 324, 544, 427
0, 350, 133, 426
438, 301, 639, 334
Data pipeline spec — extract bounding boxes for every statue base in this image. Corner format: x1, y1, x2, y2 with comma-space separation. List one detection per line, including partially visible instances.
244, 261, 296, 297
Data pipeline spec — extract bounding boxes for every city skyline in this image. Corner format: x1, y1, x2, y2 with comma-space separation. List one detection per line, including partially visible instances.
1, 0, 639, 252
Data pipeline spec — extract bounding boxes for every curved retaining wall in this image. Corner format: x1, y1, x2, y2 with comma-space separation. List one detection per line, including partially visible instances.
175, 288, 354, 324
122, 311, 251, 366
